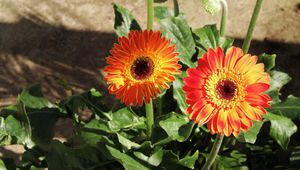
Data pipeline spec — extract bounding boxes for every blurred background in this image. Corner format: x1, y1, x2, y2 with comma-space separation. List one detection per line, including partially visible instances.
0, 0, 299, 104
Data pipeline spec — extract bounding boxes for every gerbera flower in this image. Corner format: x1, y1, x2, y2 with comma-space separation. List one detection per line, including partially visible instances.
104, 30, 181, 106
183, 47, 271, 137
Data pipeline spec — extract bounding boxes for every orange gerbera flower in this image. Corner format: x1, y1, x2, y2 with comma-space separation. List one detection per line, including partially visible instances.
104, 30, 181, 106
183, 47, 271, 137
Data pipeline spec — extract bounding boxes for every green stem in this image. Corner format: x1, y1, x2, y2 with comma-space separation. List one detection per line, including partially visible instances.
147, 0, 154, 30
201, 134, 224, 170
145, 99, 154, 139
219, 0, 228, 37
242, 0, 264, 53
173, 0, 179, 16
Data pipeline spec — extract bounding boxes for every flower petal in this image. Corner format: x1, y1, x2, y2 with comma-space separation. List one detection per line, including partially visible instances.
246, 83, 270, 94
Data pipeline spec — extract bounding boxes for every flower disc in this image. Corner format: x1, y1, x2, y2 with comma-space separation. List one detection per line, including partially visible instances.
104, 30, 181, 106
183, 47, 271, 137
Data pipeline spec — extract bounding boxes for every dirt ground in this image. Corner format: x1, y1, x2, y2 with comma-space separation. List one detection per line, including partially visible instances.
0, 0, 299, 102
0, 0, 299, 165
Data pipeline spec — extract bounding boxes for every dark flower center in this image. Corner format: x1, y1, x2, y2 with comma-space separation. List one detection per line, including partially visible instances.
130, 57, 154, 80
216, 80, 237, 100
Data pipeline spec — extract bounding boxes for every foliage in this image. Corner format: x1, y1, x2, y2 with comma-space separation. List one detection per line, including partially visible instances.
0, 2, 299, 170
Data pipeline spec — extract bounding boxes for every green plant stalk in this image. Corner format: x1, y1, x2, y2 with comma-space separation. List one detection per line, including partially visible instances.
242, 0, 264, 53
201, 134, 224, 170
147, 0, 154, 30
219, 0, 228, 37
146, 99, 154, 139
146, 0, 154, 140
173, 0, 180, 16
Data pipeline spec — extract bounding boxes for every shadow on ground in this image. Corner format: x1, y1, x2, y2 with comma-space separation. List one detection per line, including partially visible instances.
0, 17, 116, 100
0, 17, 299, 101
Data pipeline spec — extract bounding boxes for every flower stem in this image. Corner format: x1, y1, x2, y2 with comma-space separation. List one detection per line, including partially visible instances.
145, 99, 154, 139
219, 0, 228, 37
173, 0, 179, 16
242, 0, 264, 53
201, 134, 224, 170
147, 0, 154, 30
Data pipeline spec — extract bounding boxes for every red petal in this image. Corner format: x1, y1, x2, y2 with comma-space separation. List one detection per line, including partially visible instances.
246, 83, 270, 94
183, 77, 203, 89
186, 68, 203, 78
245, 94, 271, 108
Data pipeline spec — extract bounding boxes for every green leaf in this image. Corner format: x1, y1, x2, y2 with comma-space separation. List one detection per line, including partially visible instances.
268, 95, 300, 119
179, 151, 199, 169
193, 25, 233, 58
117, 133, 141, 151
46, 140, 105, 170
159, 112, 194, 142
17, 94, 62, 146
159, 150, 192, 169
113, 3, 141, 37
154, 6, 174, 19
90, 88, 102, 97
1, 86, 61, 147
108, 107, 146, 132
29, 166, 45, 170
212, 151, 248, 170
258, 53, 276, 71
201, 0, 222, 15
173, 72, 188, 113
267, 71, 291, 104
237, 121, 264, 144
264, 112, 297, 149
148, 149, 164, 166
0, 160, 5, 170
18, 84, 54, 109
159, 14, 196, 67
134, 149, 164, 166
0, 115, 33, 147
60, 90, 110, 120
106, 145, 149, 170
80, 119, 113, 146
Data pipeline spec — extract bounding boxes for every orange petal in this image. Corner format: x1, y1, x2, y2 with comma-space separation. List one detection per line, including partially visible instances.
225, 47, 243, 69
190, 100, 206, 121
233, 131, 239, 137
196, 104, 216, 125
257, 72, 270, 84
216, 109, 227, 134
228, 109, 241, 131
207, 113, 219, 135
234, 55, 257, 74
238, 102, 257, 120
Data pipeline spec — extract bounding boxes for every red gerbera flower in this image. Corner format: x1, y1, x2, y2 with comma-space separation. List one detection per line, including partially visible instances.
183, 46, 271, 137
